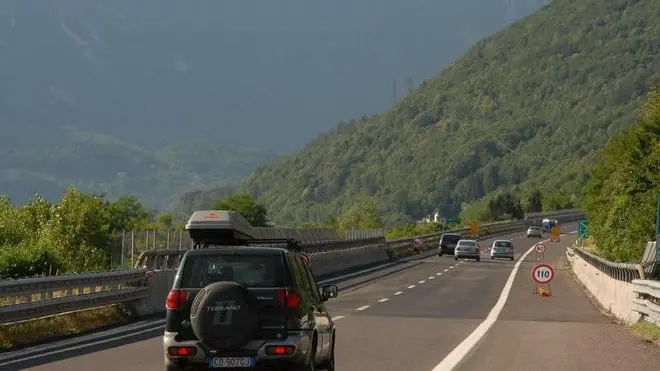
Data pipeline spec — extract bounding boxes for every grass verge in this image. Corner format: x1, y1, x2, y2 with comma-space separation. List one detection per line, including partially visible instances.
631, 321, 660, 344
0, 304, 133, 350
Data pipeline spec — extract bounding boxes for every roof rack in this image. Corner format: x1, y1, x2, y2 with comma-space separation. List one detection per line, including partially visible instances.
185, 210, 302, 252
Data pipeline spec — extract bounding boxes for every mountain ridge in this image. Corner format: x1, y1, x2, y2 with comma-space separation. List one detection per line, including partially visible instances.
241, 0, 660, 225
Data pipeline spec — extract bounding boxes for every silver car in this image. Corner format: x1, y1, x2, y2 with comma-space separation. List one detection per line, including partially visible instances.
526, 225, 543, 238
490, 239, 515, 261
454, 239, 481, 261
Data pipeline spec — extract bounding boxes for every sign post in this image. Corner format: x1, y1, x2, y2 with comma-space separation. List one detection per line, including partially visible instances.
532, 263, 554, 297
534, 243, 546, 261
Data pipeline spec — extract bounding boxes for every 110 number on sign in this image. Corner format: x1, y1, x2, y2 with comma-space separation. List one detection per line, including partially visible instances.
531, 264, 554, 284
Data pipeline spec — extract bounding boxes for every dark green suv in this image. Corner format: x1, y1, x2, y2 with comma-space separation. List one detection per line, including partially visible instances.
164, 210, 338, 371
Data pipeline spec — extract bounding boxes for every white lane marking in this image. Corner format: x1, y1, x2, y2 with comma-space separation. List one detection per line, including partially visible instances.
418, 280, 426, 284
355, 305, 370, 311
378, 298, 389, 303
431, 232, 575, 371
443, 269, 449, 272
407, 284, 416, 289
394, 291, 403, 296
449, 266, 455, 269
429, 276, 435, 280
0, 323, 162, 367
334, 315, 346, 321
436, 272, 442, 276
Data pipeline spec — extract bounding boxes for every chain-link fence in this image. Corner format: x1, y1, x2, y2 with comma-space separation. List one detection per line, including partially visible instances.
108, 229, 192, 269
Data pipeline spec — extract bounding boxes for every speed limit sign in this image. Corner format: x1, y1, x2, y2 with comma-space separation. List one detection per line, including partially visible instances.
531, 264, 554, 284
534, 243, 546, 254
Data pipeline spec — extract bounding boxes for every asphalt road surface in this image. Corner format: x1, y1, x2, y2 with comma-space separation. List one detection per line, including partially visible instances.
5, 222, 660, 371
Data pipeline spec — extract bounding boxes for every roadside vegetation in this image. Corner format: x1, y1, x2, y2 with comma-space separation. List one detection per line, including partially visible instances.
581, 87, 660, 262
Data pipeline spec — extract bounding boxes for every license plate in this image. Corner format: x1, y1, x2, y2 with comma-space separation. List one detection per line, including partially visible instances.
208, 357, 256, 368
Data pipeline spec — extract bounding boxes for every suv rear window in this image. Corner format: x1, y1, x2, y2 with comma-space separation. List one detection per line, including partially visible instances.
180, 252, 285, 288
494, 241, 512, 248
442, 234, 461, 244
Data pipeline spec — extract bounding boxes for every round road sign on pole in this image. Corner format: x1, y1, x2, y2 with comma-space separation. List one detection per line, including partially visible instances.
413, 238, 422, 248
534, 243, 546, 254
532, 264, 554, 284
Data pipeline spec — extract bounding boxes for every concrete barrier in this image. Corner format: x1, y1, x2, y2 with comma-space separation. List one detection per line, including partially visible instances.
309, 243, 390, 277
566, 248, 641, 324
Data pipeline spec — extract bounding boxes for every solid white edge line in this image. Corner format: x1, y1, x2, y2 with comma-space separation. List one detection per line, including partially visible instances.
430, 232, 575, 371
0, 319, 166, 363
0, 324, 163, 367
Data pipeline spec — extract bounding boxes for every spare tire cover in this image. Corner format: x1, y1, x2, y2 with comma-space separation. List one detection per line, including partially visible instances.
190, 281, 260, 349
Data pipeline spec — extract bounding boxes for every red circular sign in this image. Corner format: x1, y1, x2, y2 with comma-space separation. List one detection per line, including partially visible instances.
531, 263, 555, 284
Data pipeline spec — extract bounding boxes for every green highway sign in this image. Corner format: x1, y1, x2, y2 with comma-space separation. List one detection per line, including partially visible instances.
578, 219, 589, 239
447, 217, 461, 224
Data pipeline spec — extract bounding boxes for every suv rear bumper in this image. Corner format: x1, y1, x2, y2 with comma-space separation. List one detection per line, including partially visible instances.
163, 331, 313, 369
438, 247, 456, 255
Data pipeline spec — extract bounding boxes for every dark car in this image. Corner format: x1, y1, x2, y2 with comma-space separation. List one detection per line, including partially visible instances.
164, 210, 338, 371
438, 233, 462, 256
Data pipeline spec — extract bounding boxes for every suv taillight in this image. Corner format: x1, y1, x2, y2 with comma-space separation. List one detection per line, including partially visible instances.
166, 289, 188, 310
277, 288, 301, 309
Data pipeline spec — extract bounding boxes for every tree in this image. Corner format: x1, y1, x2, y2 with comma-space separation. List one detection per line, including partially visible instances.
158, 214, 174, 230
526, 190, 543, 213
338, 196, 383, 230
213, 192, 269, 227
582, 87, 660, 261
104, 195, 151, 231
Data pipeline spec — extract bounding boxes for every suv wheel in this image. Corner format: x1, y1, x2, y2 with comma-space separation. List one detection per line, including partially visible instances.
297, 339, 318, 371
319, 332, 336, 371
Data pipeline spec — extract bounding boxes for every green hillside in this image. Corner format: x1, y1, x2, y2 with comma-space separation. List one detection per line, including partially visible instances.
243, 0, 660, 225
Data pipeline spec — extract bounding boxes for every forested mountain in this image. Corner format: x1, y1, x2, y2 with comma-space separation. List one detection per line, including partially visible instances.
242, 0, 660, 225
1, 0, 551, 206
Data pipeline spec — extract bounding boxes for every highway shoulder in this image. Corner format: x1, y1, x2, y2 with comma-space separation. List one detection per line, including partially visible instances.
458, 235, 660, 371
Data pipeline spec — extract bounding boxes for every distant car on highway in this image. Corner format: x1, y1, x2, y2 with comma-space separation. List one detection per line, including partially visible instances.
438, 233, 461, 256
454, 239, 481, 262
526, 225, 543, 238
164, 210, 338, 371
490, 239, 515, 261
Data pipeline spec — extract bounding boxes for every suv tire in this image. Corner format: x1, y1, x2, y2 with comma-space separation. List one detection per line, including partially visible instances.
318, 332, 335, 371
190, 281, 260, 349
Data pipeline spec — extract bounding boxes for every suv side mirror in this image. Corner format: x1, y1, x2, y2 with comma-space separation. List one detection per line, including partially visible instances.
321, 285, 338, 301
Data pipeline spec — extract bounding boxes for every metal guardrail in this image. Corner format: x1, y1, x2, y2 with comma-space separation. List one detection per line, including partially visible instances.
572, 247, 647, 282
631, 279, 660, 325
0, 209, 583, 324
133, 237, 386, 269
0, 269, 149, 323
135, 210, 586, 269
